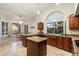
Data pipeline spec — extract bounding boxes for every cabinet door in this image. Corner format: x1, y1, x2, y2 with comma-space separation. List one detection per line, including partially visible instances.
69, 16, 75, 29
63, 37, 73, 52
50, 36, 57, 47
69, 16, 79, 29
75, 16, 79, 29
57, 37, 63, 49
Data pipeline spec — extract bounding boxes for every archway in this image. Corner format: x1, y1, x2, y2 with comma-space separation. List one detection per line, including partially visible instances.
45, 11, 65, 35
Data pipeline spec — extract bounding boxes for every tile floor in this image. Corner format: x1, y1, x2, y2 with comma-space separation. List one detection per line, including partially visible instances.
0, 36, 73, 56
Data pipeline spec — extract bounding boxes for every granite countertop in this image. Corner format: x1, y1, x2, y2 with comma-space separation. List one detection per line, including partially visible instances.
44, 33, 73, 38
20, 33, 70, 37
21, 33, 79, 55
20, 34, 37, 37
26, 36, 47, 43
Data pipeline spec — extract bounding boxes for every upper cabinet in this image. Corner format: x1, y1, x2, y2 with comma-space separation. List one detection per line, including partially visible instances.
69, 16, 79, 29
37, 22, 44, 30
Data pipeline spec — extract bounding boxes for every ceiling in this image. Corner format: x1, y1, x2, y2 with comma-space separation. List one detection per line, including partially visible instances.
0, 3, 76, 21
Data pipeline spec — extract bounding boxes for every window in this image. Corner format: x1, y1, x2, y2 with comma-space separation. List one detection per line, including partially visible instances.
46, 11, 65, 35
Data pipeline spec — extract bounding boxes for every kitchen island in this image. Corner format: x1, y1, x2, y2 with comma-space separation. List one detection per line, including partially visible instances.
20, 34, 75, 54
20, 34, 37, 47
26, 36, 47, 56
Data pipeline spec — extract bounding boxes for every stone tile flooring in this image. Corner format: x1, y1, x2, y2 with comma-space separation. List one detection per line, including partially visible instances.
0, 36, 72, 56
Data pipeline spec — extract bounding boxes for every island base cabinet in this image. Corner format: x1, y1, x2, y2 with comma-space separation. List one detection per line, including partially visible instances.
27, 40, 47, 56
20, 36, 27, 47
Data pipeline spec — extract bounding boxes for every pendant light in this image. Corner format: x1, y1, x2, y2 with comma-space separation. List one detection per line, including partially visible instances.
36, 4, 40, 15
37, 10, 40, 14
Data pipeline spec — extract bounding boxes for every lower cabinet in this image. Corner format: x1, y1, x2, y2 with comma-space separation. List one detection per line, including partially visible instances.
21, 35, 34, 47
57, 36, 63, 49
21, 35, 74, 53
50, 36, 57, 47
20, 35, 28, 47
63, 37, 74, 53
47, 36, 57, 47
47, 35, 74, 53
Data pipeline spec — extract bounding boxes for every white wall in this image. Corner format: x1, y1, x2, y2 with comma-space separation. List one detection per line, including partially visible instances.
29, 3, 79, 35
0, 16, 9, 40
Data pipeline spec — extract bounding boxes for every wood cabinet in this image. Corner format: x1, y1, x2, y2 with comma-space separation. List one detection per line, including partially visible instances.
37, 22, 44, 30
21, 36, 27, 47
47, 36, 57, 47
21, 34, 74, 53
20, 35, 34, 47
27, 38, 47, 56
50, 36, 57, 47
74, 16, 79, 28
69, 16, 79, 29
57, 36, 63, 49
47, 35, 74, 53
63, 37, 74, 53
